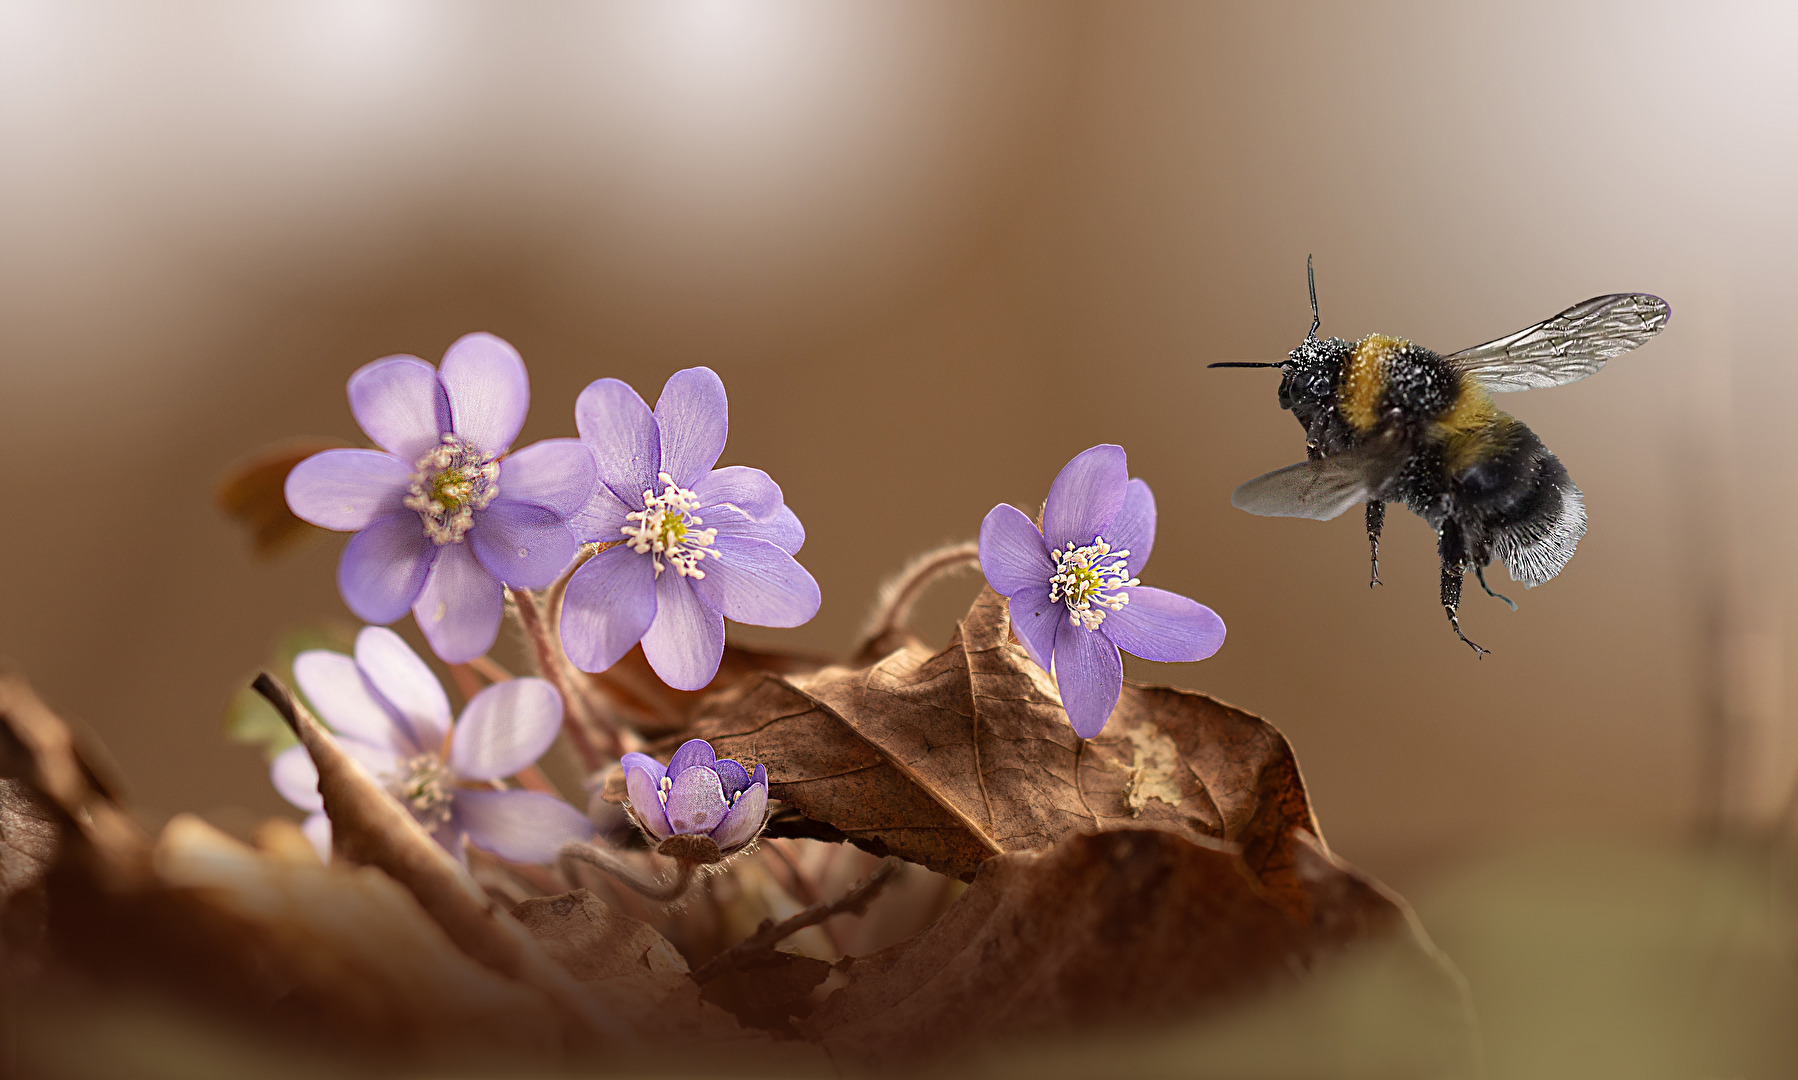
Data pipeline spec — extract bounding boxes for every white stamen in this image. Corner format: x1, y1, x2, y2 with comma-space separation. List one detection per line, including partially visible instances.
622, 472, 720, 578
403, 433, 500, 545
1048, 536, 1139, 630
386, 754, 456, 830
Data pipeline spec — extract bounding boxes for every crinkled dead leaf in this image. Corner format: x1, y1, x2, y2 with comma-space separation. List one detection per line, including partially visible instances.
0, 778, 57, 907
215, 438, 345, 557
591, 642, 829, 738
0, 777, 58, 976
653, 587, 1318, 908
804, 828, 1475, 1070
513, 888, 803, 1060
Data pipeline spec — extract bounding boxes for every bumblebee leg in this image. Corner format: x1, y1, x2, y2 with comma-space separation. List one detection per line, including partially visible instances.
1473, 563, 1517, 611
1365, 501, 1385, 588
1438, 524, 1488, 657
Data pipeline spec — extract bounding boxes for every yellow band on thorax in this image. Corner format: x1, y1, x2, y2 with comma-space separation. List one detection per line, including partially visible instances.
1338, 334, 1402, 432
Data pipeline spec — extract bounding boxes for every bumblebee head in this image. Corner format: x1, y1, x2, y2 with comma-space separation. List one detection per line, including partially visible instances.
1209, 256, 1349, 414
1279, 334, 1352, 411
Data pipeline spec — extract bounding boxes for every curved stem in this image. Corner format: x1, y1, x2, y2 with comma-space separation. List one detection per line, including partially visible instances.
559, 840, 697, 903
509, 585, 628, 769
856, 540, 981, 657
691, 859, 901, 984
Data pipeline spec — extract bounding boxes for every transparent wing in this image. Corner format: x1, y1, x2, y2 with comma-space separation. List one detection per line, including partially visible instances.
1230, 437, 1405, 521
1447, 293, 1670, 393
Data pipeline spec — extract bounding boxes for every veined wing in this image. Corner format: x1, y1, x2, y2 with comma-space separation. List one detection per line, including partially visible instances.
1230, 436, 1405, 521
1447, 293, 1669, 393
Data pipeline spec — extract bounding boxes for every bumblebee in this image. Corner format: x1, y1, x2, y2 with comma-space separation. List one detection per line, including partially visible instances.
1213, 260, 1670, 654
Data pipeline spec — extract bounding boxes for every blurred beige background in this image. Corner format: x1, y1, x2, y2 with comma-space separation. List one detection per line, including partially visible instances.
4, 0, 1796, 908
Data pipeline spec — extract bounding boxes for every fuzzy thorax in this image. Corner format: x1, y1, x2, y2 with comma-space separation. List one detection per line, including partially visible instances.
1048, 537, 1138, 630
623, 473, 719, 578
404, 434, 500, 545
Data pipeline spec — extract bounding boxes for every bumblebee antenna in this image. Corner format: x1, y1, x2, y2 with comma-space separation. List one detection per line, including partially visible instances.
1306, 253, 1320, 340
1207, 361, 1285, 369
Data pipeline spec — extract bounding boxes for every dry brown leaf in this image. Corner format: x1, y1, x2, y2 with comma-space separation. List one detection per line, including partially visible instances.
804, 828, 1471, 1069
154, 815, 564, 1059
591, 642, 830, 738
0, 678, 571, 1064
514, 889, 815, 1064
253, 673, 633, 1049
215, 438, 346, 557
0, 777, 58, 976
660, 587, 1318, 908
0, 778, 57, 906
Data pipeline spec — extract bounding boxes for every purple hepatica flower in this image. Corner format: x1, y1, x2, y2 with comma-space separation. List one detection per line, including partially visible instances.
269, 626, 594, 864
979, 444, 1226, 739
285, 333, 597, 663
559, 367, 819, 690
621, 739, 769, 860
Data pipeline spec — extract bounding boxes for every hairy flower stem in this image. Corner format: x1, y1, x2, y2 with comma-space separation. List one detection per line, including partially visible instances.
507, 582, 640, 769
856, 540, 981, 658
558, 840, 697, 903
691, 859, 902, 984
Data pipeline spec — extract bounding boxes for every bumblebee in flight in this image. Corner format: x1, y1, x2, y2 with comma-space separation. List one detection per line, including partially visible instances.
1213, 260, 1670, 654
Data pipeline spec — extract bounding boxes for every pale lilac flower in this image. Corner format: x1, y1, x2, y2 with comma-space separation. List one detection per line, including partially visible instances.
621, 739, 768, 857
285, 334, 597, 663
559, 367, 819, 690
979, 444, 1226, 738
270, 626, 594, 864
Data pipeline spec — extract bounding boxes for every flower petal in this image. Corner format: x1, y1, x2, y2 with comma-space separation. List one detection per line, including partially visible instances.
713, 758, 751, 800
1052, 620, 1125, 739
338, 512, 437, 624
559, 543, 658, 673
710, 782, 767, 853
625, 764, 673, 839
654, 366, 729, 490
453, 789, 595, 864
291, 649, 413, 752
1006, 584, 1061, 675
575, 378, 659, 508
568, 480, 636, 545
750, 763, 767, 787
270, 744, 323, 813
694, 465, 783, 520
301, 813, 332, 862
979, 503, 1052, 597
439, 332, 529, 456
620, 751, 666, 784
1100, 587, 1226, 664
1042, 444, 1129, 552
337, 739, 402, 781
667, 739, 716, 781
450, 677, 564, 781
348, 355, 451, 462
664, 764, 728, 836
469, 501, 578, 589
497, 438, 596, 517
688, 535, 819, 629
284, 449, 410, 531
412, 540, 504, 664
1106, 478, 1157, 576
718, 503, 805, 555
354, 626, 453, 753
641, 574, 726, 691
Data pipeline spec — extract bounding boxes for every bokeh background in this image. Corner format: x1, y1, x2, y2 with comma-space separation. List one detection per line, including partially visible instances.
4, 2, 1797, 1074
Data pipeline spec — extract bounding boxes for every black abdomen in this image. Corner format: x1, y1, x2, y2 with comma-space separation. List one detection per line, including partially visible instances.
1448, 419, 1585, 586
